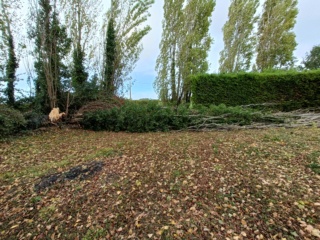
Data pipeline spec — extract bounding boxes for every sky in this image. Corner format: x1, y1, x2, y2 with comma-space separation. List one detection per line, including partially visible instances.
129, 0, 320, 100
14, 0, 320, 100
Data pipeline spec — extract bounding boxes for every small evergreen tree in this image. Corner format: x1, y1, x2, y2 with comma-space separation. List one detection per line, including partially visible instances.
4, 32, 18, 106
0, 0, 19, 107
104, 17, 116, 96
71, 44, 88, 91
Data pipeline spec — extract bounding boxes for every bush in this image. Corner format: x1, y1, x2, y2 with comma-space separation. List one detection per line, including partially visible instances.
14, 96, 36, 112
190, 70, 320, 110
81, 101, 280, 132
0, 105, 26, 137
23, 111, 48, 130
81, 101, 190, 132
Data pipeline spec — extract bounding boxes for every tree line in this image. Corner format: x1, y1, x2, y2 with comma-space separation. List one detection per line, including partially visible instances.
0, 0, 319, 112
0, 0, 154, 113
155, 0, 320, 104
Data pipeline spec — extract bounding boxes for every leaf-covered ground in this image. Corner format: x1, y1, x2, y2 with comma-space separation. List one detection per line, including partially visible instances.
0, 127, 319, 239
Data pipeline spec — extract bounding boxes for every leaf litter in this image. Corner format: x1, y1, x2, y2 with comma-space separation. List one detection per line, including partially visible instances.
0, 127, 319, 239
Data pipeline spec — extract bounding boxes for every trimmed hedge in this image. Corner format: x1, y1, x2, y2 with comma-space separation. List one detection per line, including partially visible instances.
190, 70, 320, 110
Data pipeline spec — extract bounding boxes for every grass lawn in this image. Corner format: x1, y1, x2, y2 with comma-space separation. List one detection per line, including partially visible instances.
0, 127, 319, 239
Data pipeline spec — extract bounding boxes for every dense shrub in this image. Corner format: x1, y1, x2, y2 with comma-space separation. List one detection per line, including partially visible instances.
14, 96, 35, 112
190, 70, 320, 111
81, 101, 190, 132
82, 101, 279, 132
0, 105, 26, 137
23, 111, 48, 130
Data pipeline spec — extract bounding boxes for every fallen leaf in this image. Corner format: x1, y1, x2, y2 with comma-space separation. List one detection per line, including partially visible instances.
241, 219, 247, 226
311, 229, 320, 237
10, 225, 19, 229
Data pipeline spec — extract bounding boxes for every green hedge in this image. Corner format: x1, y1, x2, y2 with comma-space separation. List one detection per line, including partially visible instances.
190, 70, 320, 110
0, 105, 26, 137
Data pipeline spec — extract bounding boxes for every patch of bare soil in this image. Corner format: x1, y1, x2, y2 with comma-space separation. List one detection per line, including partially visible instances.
34, 161, 105, 192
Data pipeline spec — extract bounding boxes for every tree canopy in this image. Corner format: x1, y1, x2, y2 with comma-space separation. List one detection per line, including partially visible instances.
155, 0, 215, 104
0, 0, 310, 110
302, 45, 320, 70
219, 0, 259, 73
256, 0, 298, 71
108, 0, 154, 96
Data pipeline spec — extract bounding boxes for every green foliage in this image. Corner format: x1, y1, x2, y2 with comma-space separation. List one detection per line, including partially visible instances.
307, 151, 320, 175
23, 111, 47, 130
71, 44, 88, 90
81, 101, 275, 132
62, 74, 100, 113
0, 105, 26, 137
155, 0, 215, 103
219, 0, 259, 73
308, 163, 320, 175
303, 45, 320, 70
4, 33, 18, 106
190, 103, 275, 125
13, 96, 35, 112
256, 0, 298, 70
0, 0, 19, 107
109, 0, 154, 95
29, 0, 71, 112
60, 0, 101, 64
190, 71, 320, 110
81, 101, 189, 132
104, 17, 116, 95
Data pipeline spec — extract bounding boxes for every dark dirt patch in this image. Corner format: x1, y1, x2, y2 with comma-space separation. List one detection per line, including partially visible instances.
34, 161, 105, 192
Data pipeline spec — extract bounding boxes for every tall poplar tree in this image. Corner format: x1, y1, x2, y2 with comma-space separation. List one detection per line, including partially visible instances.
154, 0, 184, 102
60, 0, 102, 90
29, 0, 71, 112
256, 0, 298, 71
155, 0, 215, 103
107, 0, 154, 95
219, 0, 259, 73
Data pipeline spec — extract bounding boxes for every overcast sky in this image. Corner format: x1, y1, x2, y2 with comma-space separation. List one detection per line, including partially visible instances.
130, 0, 320, 100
